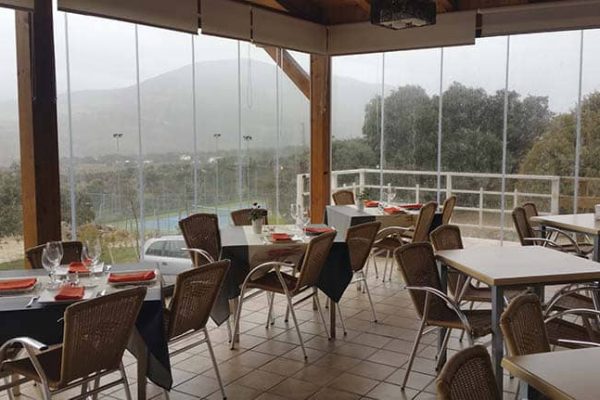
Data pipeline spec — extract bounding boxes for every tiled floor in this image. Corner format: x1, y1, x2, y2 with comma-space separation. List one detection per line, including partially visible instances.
2, 255, 521, 400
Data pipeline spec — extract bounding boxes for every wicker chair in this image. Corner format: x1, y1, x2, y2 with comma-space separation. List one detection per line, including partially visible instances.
25, 241, 83, 269
231, 231, 336, 359
179, 213, 221, 267
2, 287, 146, 400
394, 242, 492, 389
163, 260, 230, 399
230, 208, 268, 226
371, 201, 438, 282
336, 222, 381, 335
441, 195, 456, 225
512, 206, 593, 256
436, 345, 500, 400
332, 190, 355, 206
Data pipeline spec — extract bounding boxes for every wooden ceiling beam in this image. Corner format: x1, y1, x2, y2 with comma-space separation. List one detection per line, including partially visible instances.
274, 0, 324, 23
262, 46, 311, 99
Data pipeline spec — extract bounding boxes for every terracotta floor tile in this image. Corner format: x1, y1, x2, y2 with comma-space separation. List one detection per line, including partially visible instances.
259, 357, 307, 376
268, 377, 320, 400
366, 349, 410, 368
327, 372, 379, 395
366, 382, 419, 400
235, 369, 287, 391
309, 387, 361, 400
347, 360, 396, 381
293, 364, 345, 386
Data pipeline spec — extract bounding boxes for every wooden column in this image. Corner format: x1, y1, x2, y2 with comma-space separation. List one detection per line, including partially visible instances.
310, 54, 331, 223
16, 0, 62, 254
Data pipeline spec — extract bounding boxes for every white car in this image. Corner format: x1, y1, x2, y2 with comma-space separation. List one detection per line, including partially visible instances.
142, 236, 192, 274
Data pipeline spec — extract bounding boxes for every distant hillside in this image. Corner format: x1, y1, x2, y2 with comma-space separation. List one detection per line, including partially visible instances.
0, 59, 381, 166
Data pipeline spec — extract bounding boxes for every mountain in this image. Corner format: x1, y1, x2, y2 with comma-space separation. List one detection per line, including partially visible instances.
0, 59, 381, 166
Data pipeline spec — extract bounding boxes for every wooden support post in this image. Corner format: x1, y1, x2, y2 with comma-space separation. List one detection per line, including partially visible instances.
262, 46, 310, 99
15, 0, 62, 256
310, 54, 331, 223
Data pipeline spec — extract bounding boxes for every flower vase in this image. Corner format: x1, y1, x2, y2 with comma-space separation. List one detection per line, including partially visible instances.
252, 218, 264, 234
357, 202, 365, 212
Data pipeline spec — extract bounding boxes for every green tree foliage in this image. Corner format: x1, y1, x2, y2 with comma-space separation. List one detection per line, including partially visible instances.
362, 82, 551, 173
332, 137, 378, 170
0, 164, 22, 236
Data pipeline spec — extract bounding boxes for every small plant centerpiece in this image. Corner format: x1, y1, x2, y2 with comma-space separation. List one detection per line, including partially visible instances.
250, 203, 265, 234
357, 190, 369, 211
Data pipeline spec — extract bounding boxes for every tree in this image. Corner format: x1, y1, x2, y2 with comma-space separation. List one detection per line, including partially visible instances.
0, 164, 22, 236
332, 137, 378, 170
362, 82, 551, 174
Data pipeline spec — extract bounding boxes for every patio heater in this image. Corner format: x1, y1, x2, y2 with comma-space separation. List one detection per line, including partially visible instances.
371, 0, 436, 29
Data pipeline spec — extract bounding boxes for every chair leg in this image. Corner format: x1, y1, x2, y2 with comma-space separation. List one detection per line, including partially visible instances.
459, 301, 475, 342
435, 329, 452, 371
313, 288, 331, 339
119, 362, 133, 400
226, 319, 233, 343
284, 292, 307, 360
402, 318, 427, 389
230, 285, 247, 350
372, 253, 379, 279
382, 251, 390, 282
362, 273, 378, 323
387, 253, 394, 282
4, 377, 15, 400
336, 302, 348, 336
266, 292, 275, 329
205, 327, 227, 399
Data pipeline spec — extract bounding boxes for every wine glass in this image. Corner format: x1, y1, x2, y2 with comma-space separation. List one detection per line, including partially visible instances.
84, 238, 102, 266
300, 208, 310, 237
42, 248, 59, 289
290, 204, 298, 225
45, 241, 63, 267
387, 190, 397, 205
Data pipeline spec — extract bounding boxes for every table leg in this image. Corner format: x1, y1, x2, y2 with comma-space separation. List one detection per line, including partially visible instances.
491, 285, 505, 396
329, 298, 336, 339
594, 235, 600, 263
520, 382, 542, 400
533, 285, 545, 304
437, 262, 448, 368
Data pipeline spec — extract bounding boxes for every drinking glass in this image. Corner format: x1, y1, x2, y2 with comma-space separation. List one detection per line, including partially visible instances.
45, 241, 63, 266
83, 238, 102, 266
290, 204, 298, 225
387, 190, 397, 205
42, 248, 60, 289
300, 208, 310, 237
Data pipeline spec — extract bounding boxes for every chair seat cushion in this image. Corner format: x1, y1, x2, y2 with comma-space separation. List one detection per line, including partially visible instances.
4, 346, 63, 388
246, 271, 297, 294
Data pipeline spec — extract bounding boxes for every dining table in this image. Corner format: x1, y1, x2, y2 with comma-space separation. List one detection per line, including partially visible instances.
325, 204, 442, 238
502, 347, 600, 400
215, 224, 353, 339
0, 264, 171, 400
435, 245, 600, 395
531, 213, 600, 261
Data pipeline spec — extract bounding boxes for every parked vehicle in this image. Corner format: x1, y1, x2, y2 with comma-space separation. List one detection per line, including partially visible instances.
142, 236, 192, 273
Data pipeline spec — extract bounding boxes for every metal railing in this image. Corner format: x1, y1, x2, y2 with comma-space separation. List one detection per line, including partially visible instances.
296, 168, 562, 232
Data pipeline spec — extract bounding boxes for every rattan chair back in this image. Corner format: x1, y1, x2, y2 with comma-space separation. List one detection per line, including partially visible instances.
441, 196, 457, 225
412, 201, 438, 242
332, 190, 355, 205
436, 345, 500, 400
346, 221, 381, 272
512, 207, 535, 246
26, 241, 83, 269
522, 202, 539, 220
167, 260, 230, 339
231, 208, 268, 226
500, 293, 551, 356
59, 287, 146, 386
179, 213, 221, 266
430, 225, 464, 297
394, 242, 453, 321
295, 231, 336, 291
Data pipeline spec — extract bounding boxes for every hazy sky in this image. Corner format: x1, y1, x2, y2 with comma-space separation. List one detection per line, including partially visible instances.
2, 8, 600, 113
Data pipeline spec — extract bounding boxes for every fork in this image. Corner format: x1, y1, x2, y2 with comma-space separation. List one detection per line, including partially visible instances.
25, 296, 40, 308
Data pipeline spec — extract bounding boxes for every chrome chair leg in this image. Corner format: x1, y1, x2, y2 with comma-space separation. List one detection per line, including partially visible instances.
362, 274, 378, 322
205, 327, 227, 399
282, 290, 307, 360
119, 363, 132, 400
402, 318, 427, 389
382, 251, 390, 282
372, 253, 379, 279
230, 285, 247, 350
313, 288, 331, 339
435, 328, 452, 371
266, 292, 275, 329
336, 302, 348, 336
226, 319, 233, 343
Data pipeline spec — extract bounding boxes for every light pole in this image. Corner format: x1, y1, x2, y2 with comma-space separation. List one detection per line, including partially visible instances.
213, 133, 222, 207
243, 135, 252, 201
113, 133, 124, 213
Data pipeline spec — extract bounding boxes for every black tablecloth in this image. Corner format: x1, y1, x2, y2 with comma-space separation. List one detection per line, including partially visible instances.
0, 267, 172, 390
211, 226, 353, 325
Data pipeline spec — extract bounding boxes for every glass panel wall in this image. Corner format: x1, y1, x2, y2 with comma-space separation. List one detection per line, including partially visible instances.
0, 7, 23, 268
331, 54, 383, 202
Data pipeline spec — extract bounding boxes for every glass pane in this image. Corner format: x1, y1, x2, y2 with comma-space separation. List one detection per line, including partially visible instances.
383, 48, 442, 205
331, 54, 383, 202
442, 37, 508, 243
508, 31, 580, 232
0, 8, 23, 268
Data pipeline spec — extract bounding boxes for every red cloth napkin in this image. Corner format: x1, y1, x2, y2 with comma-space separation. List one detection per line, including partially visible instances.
383, 206, 404, 215
55, 286, 84, 301
304, 227, 335, 235
364, 200, 379, 208
0, 278, 37, 292
399, 203, 423, 210
108, 271, 156, 283
68, 262, 90, 274
271, 233, 292, 242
